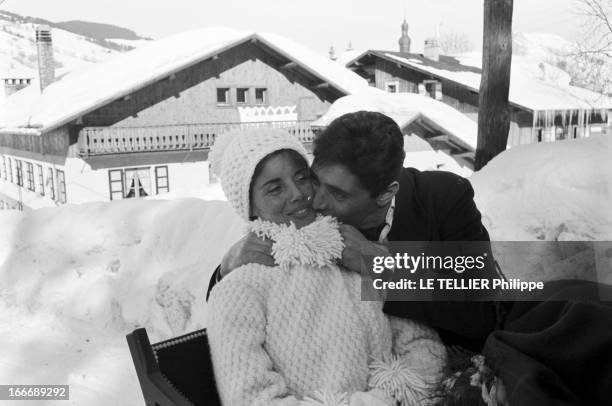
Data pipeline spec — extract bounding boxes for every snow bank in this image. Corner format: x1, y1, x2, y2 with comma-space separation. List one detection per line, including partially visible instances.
471, 135, 612, 283
471, 135, 612, 241
0, 198, 243, 405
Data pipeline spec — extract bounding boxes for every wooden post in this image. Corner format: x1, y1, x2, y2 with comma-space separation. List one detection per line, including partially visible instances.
475, 0, 514, 170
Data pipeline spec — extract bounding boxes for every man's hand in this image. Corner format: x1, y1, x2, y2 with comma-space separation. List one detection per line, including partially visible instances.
220, 232, 275, 278
339, 224, 390, 274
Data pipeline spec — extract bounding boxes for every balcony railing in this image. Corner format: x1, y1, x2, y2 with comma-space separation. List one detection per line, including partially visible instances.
77, 120, 315, 156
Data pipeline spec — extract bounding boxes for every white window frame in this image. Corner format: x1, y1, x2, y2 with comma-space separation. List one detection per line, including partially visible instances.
47, 167, 55, 200
37, 164, 44, 196
216, 87, 230, 105
124, 167, 152, 199
236, 88, 249, 104
56, 169, 66, 204
26, 161, 35, 192
254, 88, 268, 105
423, 80, 442, 100
385, 81, 400, 93
15, 160, 23, 187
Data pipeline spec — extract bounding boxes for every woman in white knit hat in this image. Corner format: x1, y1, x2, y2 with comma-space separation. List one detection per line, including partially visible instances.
207, 128, 445, 406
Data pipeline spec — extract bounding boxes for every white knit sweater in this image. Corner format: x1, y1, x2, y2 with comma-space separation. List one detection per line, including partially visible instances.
207, 216, 445, 406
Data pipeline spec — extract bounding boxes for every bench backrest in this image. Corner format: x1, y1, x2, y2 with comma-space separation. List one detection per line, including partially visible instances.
126, 328, 222, 406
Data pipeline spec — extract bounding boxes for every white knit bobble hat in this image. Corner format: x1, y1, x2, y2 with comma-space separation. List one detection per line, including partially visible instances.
209, 127, 309, 221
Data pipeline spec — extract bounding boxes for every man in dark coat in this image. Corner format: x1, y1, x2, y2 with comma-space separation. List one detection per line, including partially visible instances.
208, 111, 500, 351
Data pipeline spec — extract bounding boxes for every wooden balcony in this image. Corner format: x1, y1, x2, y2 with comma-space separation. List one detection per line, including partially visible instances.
77, 121, 315, 156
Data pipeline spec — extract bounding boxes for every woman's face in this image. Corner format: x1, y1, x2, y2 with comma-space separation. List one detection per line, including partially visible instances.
250, 150, 316, 228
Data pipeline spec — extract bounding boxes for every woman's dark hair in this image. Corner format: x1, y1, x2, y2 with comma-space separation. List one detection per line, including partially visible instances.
248, 149, 309, 219
312, 111, 405, 197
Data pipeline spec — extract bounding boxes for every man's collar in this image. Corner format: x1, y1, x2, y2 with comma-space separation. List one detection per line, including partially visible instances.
358, 196, 395, 242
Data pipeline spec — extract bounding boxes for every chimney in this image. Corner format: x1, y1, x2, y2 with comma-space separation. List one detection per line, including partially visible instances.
3, 77, 33, 97
398, 19, 411, 53
35, 25, 55, 92
423, 37, 440, 61
328, 45, 337, 61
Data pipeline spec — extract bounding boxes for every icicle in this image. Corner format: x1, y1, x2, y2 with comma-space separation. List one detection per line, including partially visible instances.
531, 111, 537, 143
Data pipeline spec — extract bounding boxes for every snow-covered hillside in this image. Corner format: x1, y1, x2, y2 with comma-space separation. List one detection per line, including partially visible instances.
0, 135, 610, 405
0, 11, 151, 99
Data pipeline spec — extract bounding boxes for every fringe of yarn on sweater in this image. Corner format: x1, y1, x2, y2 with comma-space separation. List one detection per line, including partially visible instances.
249, 215, 345, 271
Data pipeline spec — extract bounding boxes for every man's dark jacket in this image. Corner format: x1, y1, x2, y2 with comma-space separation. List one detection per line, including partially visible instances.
381, 168, 498, 351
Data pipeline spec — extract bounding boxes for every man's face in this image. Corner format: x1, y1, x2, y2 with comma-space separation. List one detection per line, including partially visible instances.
311, 163, 379, 229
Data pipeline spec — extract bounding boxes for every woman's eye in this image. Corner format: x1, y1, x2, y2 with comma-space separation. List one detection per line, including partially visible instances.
267, 186, 281, 195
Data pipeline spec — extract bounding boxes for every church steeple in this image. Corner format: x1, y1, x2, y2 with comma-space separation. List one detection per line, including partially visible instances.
398, 19, 411, 53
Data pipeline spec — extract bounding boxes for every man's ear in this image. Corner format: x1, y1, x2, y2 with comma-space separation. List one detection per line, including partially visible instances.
375, 181, 399, 207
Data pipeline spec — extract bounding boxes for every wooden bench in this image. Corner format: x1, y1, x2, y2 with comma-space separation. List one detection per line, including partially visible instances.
126, 328, 222, 406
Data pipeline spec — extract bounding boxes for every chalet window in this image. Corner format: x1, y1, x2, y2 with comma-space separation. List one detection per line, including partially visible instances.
216, 88, 230, 105
25, 162, 35, 192
423, 80, 442, 100
56, 169, 66, 204
124, 167, 151, 199
255, 88, 267, 105
108, 169, 124, 200
155, 166, 169, 194
385, 81, 399, 93
15, 160, 23, 187
37, 164, 44, 195
8, 158, 13, 183
236, 88, 249, 104
47, 167, 55, 200
0, 156, 4, 180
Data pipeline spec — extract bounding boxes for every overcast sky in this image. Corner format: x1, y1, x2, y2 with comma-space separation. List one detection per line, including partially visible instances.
1, 0, 586, 54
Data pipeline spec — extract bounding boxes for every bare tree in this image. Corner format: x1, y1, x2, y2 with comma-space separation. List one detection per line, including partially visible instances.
475, 0, 514, 171
439, 32, 474, 54
566, 0, 612, 94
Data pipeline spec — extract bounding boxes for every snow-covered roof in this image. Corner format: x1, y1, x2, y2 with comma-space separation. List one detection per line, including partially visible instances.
335, 49, 367, 67
0, 27, 370, 134
0, 67, 36, 80
312, 91, 477, 150
352, 50, 612, 113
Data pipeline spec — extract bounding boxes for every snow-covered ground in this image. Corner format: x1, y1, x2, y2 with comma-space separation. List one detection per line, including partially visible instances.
0, 136, 611, 405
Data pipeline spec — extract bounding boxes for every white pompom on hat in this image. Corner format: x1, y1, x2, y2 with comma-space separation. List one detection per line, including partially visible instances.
209, 127, 309, 221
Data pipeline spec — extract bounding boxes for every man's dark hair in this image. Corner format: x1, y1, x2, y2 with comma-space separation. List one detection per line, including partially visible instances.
312, 111, 405, 197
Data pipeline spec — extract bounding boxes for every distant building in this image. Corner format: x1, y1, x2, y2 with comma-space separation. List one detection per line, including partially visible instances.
346, 21, 612, 147
398, 19, 411, 54
0, 27, 369, 210
2, 73, 34, 98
